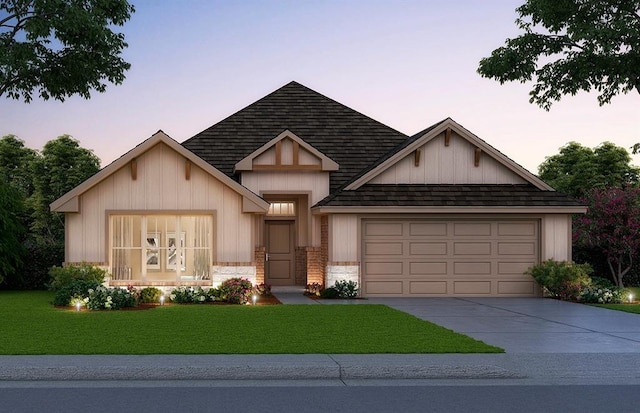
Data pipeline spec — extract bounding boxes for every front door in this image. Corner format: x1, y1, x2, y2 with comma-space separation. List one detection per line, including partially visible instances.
265, 221, 295, 286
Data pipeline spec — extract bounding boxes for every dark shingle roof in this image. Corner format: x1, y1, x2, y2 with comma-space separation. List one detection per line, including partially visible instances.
315, 184, 584, 207
182, 81, 410, 191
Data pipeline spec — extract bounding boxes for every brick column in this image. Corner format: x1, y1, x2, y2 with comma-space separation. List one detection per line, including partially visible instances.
254, 246, 265, 285
295, 247, 307, 285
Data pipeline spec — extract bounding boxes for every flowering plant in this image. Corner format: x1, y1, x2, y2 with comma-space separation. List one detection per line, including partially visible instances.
219, 277, 253, 304
579, 286, 627, 304
86, 286, 137, 310
304, 282, 323, 297
169, 286, 211, 304
253, 282, 272, 296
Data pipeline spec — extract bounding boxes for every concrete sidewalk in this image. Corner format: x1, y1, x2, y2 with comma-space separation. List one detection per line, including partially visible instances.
2, 353, 640, 385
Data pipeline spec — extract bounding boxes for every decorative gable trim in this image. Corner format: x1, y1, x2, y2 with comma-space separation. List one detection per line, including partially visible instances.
345, 118, 553, 191
234, 130, 339, 172
50, 131, 270, 214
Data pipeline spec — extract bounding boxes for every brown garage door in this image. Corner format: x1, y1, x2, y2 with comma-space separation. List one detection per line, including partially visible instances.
362, 219, 539, 296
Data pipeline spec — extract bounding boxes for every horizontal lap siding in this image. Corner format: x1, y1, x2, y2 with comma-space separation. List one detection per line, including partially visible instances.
362, 219, 539, 297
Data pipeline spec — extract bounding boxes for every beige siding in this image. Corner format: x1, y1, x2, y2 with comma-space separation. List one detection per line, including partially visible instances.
542, 214, 572, 261
66, 142, 255, 264
329, 215, 359, 261
370, 132, 527, 185
242, 171, 330, 205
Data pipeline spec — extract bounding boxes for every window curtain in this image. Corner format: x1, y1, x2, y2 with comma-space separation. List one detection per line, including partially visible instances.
193, 216, 211, 280
112, 216, 133, 280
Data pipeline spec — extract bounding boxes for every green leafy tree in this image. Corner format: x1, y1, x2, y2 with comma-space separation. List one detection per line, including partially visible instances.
478, 0, 640, 109
538, 141, 639, 198
30, 135, 100, 241
0, 134, 37, 198
0, 178, 26, 286
0, 0, 135, 102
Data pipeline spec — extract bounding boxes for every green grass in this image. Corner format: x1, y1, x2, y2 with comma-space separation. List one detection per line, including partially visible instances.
0, 291, 502, 355
595, 304, 640, 314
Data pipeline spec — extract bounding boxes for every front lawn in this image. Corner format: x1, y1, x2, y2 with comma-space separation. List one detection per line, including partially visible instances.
0, 291, 502, 354
595, 304, 640, 314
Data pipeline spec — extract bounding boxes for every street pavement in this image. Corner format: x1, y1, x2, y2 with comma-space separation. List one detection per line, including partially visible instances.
2, 289, 640, 385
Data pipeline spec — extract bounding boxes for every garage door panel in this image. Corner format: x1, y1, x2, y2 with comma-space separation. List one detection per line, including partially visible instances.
410, 281, 447, 294
454, 242, 491, 255
365, 262, 403, 276
410, 242, 447, 255
498, 222, 536, 236
498, 281, 535, 294
454, 281, 491, 294
454, 262, 491, 275
498, 242, 536, 255
410, 223, 447, 236
364, 222, 403, 237
366, 281, 403, 294
498, 261, 536, 275
454, 222, 491, 236
410, 262, 447, 275
365, 242, 403, 255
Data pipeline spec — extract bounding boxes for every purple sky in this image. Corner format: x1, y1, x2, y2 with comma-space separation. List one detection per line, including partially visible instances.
1, 0, 638, 174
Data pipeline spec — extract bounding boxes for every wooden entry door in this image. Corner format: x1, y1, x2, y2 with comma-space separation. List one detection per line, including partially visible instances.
265, 221, 295, 285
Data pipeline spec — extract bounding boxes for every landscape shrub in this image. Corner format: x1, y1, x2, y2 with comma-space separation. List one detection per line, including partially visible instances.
139, 287, 163, 304
49, 263, 106, 291
86, 286, 137, 310
319, 286, 339, 299
526, 260, 593, 300
334, 280, 359, 298
53, 279, 102, 306
169, 286, 209, 303
219, 277, 253, 304
253, 282, 272, 296
304, 282, 323, 296
579, 286, 627, 304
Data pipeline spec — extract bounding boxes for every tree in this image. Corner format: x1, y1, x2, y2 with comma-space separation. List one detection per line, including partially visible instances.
0, 134, 37, 198
0, 0, 135, 102
574, 186, 640, 287
477, 0, 640, 110
538, 141, 639, 198
30, 135, 100, 241
0, 179, 26, 285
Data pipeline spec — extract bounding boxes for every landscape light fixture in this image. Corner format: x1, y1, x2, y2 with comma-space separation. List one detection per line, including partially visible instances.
75, 302, 81, 312
160, 295, 165, 306
252, 294, 257, 306
629, 294, 634, 304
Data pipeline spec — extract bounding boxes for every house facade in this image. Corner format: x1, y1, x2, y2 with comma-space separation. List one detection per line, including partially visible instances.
51, 82, 585, 297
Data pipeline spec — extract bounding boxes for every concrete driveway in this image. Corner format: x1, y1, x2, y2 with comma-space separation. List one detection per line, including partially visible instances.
366, 297, 640, 353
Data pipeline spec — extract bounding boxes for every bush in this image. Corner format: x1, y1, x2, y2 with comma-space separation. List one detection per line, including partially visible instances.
49, 263, 106, 291
319, 287, 339, 299
579, 286, 628, 304
139, 287, 163, 304
169, 286, 210, 304
253, 282, 272, 296
17, 237, 64, 290
86, 286, 137, 310
334, 280, 359, 298
304, 282, 323, 297
526, 260, 593, 301
219, 277, 253, 304
53, 279, 102, 306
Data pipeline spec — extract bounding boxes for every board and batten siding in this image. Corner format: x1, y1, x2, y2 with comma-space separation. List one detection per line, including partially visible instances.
370, 132, 527, 185
65, 142, 255, 264
329, 214, 359, 262
542, 214, 572, 262
241, 171, 330, 205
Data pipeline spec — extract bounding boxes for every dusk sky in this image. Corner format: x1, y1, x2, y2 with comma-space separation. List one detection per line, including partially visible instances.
1, 0, 638, 174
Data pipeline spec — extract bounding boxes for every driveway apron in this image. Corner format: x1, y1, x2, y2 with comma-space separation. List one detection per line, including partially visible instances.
366, 297, 640, 353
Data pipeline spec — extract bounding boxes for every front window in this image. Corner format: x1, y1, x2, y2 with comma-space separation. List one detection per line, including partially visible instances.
110, 214, 213, 282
